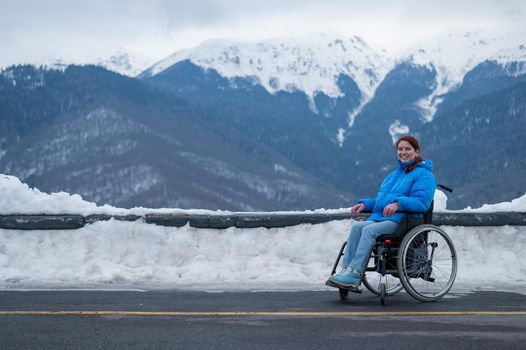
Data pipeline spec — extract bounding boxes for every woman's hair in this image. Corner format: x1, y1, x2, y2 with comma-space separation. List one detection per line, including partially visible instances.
396, 135, 424, 173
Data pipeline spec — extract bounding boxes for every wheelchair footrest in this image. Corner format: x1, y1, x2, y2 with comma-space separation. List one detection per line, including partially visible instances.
325, 279, 362, 293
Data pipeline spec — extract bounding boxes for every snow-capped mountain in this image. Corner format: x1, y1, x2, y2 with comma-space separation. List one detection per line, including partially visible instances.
24, 48, 155, 77
404, 31, 526, 121
142, 31, 526, 122
2, 31, 526, 210
96, 48, 155, 77
142, 34, 391, 103
0, 65, 351, 210
139, 31, 526, 208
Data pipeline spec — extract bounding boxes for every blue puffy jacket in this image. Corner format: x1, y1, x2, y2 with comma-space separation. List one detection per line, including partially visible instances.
357, 160, 436, 223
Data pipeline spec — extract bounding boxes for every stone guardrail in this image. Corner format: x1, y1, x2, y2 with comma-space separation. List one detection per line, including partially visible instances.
0, 212, 525, 230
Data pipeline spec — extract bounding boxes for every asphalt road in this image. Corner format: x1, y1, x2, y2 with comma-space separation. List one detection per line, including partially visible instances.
1, 289, 525, 349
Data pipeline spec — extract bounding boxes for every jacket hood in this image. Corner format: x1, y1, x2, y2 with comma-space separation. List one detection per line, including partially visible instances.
417, 159, 433, 172
397, 159, 433, 172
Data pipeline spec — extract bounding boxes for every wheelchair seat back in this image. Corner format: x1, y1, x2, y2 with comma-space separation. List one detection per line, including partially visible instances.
376, 201, 434, 242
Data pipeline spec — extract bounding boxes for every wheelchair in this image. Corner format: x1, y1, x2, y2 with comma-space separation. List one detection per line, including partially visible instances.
327, 184, 457, 305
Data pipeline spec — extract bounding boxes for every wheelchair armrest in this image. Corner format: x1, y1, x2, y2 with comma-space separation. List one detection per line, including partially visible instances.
397, 210, 427, 215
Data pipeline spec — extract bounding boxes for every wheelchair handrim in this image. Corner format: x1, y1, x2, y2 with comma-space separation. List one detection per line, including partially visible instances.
398, 225, 458, 302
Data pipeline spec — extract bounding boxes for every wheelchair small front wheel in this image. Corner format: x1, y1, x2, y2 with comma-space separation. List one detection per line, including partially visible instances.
397, 224, 457, 302
363, 271, 403, 296
379, 283, 386, 305
339, 288, 349, 300
363, 249, 403, 297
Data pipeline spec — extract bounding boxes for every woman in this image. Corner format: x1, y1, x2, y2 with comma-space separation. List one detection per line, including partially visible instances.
327, 135, 436, 288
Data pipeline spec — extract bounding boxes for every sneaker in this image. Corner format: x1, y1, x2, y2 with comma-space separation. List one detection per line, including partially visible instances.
328, 266, 362, 288
325, 266, 347, 287
332, 266, 347, 277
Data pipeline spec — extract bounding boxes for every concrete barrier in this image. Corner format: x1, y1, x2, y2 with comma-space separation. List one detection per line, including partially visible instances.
0, 215, 85, 230
1, 212, 526, 230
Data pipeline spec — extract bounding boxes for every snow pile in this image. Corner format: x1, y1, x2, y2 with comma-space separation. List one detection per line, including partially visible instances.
460, 193, 526, 213
0, 220, 345, 290
450, 225, 526, 292
1, 174, 525, 292
0, 219, 524, 292
0, 174, 459, 216
0, 175, 100, 215
0, 174, 226, 216
433, 189, 448, 211
0, 174, 353, 216
145, 34, 390, 102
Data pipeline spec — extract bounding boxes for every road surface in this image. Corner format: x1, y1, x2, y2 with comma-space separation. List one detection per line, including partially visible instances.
1, 289, 525, 349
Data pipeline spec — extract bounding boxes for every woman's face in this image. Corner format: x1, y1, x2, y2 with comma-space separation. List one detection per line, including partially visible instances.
397, 140, 418, 163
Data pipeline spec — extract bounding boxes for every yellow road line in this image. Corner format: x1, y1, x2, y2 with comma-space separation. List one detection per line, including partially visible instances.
0, 311, 526, 316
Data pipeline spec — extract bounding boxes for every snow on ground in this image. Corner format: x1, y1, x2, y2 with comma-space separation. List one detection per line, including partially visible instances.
0, 174, 525, 292
459, 194, 526, 213
0, 174, 504, 216
0, 219, 524, 293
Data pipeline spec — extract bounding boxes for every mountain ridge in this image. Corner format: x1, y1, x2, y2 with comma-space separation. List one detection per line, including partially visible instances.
1, 31, 525, 210
0, 65, 352, 210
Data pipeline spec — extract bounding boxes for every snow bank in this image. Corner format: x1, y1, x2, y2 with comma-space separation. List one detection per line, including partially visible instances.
0, 219, 524, 292
0, 174, 222, 216
0, 220, 345, 290
2, 173, 512, 216
1, 174, 525, 292
0, 174, 349, 216
459, 194, 526, 213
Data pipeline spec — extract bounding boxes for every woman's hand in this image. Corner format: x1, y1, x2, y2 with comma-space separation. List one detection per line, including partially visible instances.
351, 203, 365, 215
383, 202, 399, 217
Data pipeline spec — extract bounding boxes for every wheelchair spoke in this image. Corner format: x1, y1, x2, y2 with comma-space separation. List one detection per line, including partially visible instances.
398, 225, 457, 302
431, 265, 453, 284
362, 253, 403, 296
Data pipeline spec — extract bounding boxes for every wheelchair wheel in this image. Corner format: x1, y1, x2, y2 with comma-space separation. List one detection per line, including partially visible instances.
397, 224, 457, 302
339, 289, 349, 301
363, 271, 403, 296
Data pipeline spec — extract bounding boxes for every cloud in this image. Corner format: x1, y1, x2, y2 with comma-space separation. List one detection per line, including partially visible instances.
0, 0, 524, 67
149, 0, 319, 28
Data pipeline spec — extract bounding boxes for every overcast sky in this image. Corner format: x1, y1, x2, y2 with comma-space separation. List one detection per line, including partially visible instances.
1, 0, 525, 67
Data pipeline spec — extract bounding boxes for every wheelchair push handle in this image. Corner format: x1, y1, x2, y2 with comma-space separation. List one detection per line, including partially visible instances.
437, 184, 453, 193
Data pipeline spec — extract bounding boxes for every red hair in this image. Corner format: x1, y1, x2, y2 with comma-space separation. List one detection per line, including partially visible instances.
396, 135, 424, 173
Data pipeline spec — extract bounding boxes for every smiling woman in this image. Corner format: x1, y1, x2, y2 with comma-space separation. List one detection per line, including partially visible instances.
396, 135, 424, 173
327, 135, 436, 288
